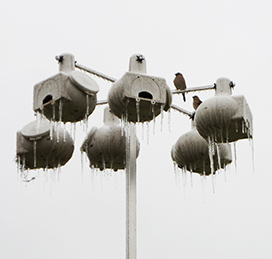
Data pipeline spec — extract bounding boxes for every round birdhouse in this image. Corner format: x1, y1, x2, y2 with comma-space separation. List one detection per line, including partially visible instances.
108, 54, 172, 123
171, 121, 232, 175
33, 53, 99, 123
16, 119, 74, 170
194, 77, 253, 143
81, 107, 140, 171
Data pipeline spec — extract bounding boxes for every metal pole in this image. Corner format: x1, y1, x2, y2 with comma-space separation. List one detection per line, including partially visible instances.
171, 84, 215, 94
74, 61, 117, 83
170, 104, 193, 117
126, 122, 137, 259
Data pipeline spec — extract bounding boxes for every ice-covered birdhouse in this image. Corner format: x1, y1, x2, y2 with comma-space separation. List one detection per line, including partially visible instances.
81, 107, 140, 171
171, 120, 232, 175
108, 54, 172, 123
16, 119, 74, 170
194, 77, 253, 143
33, 53, 99, 123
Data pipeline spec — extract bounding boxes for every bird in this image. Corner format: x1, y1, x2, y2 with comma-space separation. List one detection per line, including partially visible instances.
173, 72, 186, 102
192, 95, 202, 110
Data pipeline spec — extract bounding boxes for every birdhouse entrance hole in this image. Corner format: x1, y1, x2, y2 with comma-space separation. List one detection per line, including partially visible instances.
138, 91, 153, 100
43, 95, 53, 105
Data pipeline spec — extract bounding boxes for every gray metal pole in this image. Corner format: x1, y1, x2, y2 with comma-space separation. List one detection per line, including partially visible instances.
126, 122, 137, 259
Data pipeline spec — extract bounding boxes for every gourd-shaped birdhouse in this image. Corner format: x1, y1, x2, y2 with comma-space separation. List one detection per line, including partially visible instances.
171, 120, 232, 175
81, 107, 140, 171
194, 77, 253, 143
33, 53, 99, 123
16, 119, 74, 170
108, 54, 172, 123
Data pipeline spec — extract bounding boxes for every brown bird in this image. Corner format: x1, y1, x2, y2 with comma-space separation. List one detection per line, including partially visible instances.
192, 95, 202, 110
173, 72, 186, 102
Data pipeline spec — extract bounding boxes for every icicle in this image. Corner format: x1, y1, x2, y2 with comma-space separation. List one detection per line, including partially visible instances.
16, 155, 21, 175
215, 143, 221, 171
50, 120, 54, 140
241, 119, 245, 133
52, 102, 56, 121
59, 99, 63, 122
121, 114, 124, 136
160, 105, 164, 132
81, 150, 84, 172
200, 174, 206, 203
182, 166, 187, 188
57, 123, 60, 143
190, 167, 193, 188
207, 136, 215, 193
102, 157, 106, 171
152, 102, 156, 135
136, 98, 140, 123
224, 164, 227, 182
90, 164, 95, 190
57, 159, 61, 181
56, 100, 63, 143
41, 108, 44, 119
33, 140, 37, 168
225, 126, 229, 143
168, 109, 171, 133
141, 122, 145, 140
249, 138, 255, 174
235, 120, 239, 133
173, 162, 179, 187
36, 111, 42, 133
22, 155, 26, 173
247, 122, 251, 140
219, 128, 223, 143
202, 159, 206, 177
84, 94, 90, 135
73, 123, 76, 141
233, 142, 237, 173
63, 123, 66, 142
146, 121, 150, 145
69, 123, 73, 139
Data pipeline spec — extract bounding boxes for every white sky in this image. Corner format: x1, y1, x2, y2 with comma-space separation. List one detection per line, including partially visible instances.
1, 0, 272, 258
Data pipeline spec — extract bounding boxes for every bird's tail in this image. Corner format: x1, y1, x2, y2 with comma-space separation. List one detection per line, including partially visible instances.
182, 93, 186, 102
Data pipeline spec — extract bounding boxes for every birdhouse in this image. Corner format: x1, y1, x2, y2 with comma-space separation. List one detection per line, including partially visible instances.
33, 53, 99, 123
81, 107, 140, 171
16, 119, 74, 170
171, 120, 232, 175
108, 54, 172, 123
194, 77, 253, 143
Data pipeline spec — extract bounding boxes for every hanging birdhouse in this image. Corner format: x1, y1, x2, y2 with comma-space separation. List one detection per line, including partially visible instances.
171, 121, 232, 175
194, 77, 253, 143
81, 107, 140, 171
33, 53, 99, 123
16, 119, 74, 170
108, 54, 172, 123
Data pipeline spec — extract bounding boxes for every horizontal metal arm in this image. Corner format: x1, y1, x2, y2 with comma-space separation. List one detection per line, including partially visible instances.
170, 104, 193, 117
96, 100, 108, 105
172, 84, 215, 94
75, 62, 117, 83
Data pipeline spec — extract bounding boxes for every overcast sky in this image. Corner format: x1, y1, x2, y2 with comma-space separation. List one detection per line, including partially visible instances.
1, 0, 272, 258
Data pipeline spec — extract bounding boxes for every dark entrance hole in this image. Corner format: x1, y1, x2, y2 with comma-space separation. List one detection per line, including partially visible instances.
138, 91, 153, 100
43, 95, 53, 105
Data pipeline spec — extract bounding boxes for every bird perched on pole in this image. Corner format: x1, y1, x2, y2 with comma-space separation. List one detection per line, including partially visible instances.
192, 95, 202, 110
173, 72, 186, 102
